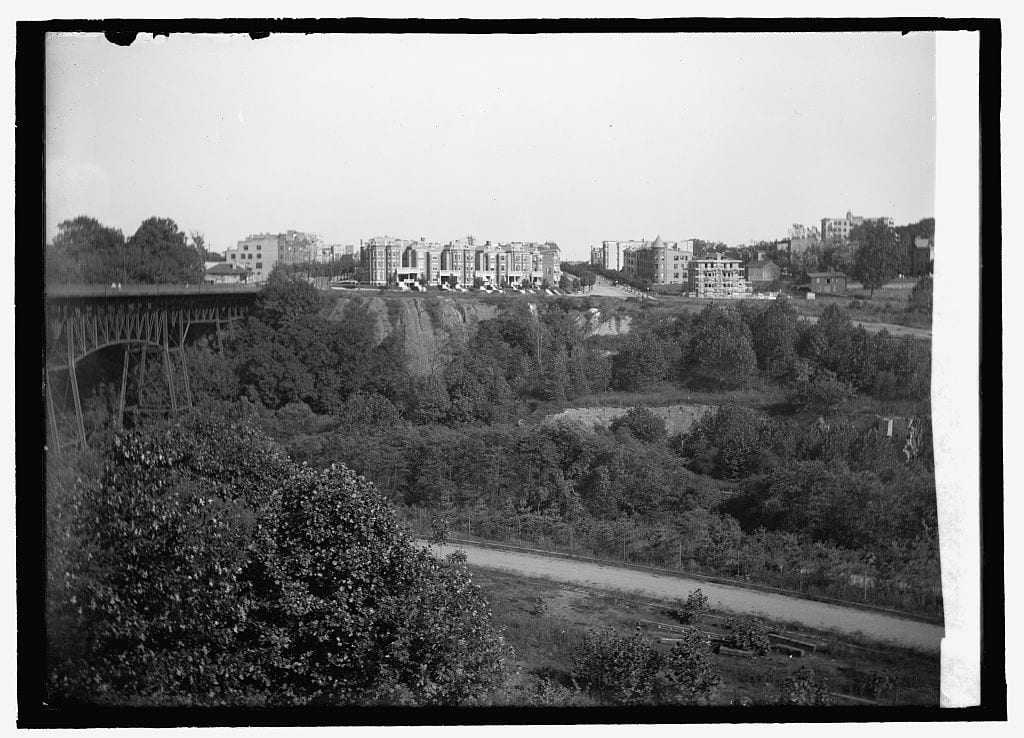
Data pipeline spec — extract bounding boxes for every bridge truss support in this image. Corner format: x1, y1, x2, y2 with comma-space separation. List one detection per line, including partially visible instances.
45, 289, 252, 455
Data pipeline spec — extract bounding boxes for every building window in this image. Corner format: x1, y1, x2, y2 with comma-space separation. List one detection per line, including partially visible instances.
256, 262, 263, 269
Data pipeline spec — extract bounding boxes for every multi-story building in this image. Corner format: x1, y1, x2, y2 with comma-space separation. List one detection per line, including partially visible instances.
225, 232, 281, 282
359, 235, 557, 288
224, 230, 324, 281
539, 242, 561, 286
314, 243, 358, 263
910, 237, 934, 277
594, 240, 646, 272
688, 255, 752, 298
820, 211, 894, 242
621, 235, 693, 285
278, 230, 322, 266
590, 245, 604, 265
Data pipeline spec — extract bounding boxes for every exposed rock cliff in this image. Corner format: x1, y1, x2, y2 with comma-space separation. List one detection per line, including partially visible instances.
323, 295, 498, 376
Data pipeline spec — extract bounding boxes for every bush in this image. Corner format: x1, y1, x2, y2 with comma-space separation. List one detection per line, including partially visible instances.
48, 415, 512, 706
859, 670, 896, 699
777, 667, 833, 706
572, 628, 662, 705
609, 404, 667, 443
724, 617, 771, 656
661, 631, 721, 705
671, 588, 710, 625
787, 365, 856, 415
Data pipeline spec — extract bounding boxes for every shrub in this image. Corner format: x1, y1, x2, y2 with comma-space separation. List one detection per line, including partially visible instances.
787, 365, 856, 415
661, 631, 721, 705
671, 588, 710, 625
777, 667, 834, 706
609, 404, 667, 443
859, 670, 896, 699
724, 616, 771, 656
48, 415, 512, 706
572, 628, 662, 705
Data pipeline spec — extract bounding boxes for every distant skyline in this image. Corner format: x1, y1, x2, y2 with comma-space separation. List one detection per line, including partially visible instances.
45, 31, 936, 261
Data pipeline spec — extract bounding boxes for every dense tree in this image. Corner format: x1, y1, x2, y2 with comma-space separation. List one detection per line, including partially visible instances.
612, 331, 670, 391
686, 304, 758, 388
750, 298, 800, 378
48, 415, 511, 706
609, 404, 666, 443
126, 217, 205, 284
46, 216, 127, 284
850, 220, 902, 297
681, 404, 767, 479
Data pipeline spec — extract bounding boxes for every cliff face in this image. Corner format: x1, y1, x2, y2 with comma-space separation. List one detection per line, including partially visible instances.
323, 295, 498, 376
322, 294, 634, 376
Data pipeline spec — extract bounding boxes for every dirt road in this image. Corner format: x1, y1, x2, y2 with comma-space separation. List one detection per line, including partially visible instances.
801, 314, 932, 340
424, 541, 943, 653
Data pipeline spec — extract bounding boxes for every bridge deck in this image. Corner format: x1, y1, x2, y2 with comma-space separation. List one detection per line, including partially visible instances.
45, 283, 263, 300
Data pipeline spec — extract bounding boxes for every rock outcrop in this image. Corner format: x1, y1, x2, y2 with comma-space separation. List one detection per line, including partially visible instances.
323, 295, 498, 376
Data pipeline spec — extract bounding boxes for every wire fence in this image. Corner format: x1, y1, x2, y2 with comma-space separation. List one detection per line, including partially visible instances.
398, 505, 943, 621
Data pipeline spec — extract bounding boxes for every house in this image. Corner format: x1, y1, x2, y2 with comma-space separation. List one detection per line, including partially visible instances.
744, 259, 781, 283
806, 271, 847, 293
205, 262, 252, 284
910, 237, 934, 277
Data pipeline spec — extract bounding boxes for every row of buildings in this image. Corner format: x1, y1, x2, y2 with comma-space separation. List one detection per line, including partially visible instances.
360, 236, 562, 288
590, 236, 753, 298
212, 230, 562, 288
222, 231, 357, 282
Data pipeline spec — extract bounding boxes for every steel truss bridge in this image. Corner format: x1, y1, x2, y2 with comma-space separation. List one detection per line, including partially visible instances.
44, 284, 261, 455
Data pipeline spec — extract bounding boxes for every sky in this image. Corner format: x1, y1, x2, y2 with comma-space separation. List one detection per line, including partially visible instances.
45, 31, 936, 261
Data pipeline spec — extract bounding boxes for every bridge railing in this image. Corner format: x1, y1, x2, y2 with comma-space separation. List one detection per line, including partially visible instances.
45, 283, 264, 299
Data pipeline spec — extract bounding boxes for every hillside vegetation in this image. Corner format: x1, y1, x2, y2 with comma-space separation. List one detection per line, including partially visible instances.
49, 269, 938, 706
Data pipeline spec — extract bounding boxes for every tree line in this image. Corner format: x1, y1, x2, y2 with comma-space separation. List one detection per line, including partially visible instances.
45, 215, 216, 285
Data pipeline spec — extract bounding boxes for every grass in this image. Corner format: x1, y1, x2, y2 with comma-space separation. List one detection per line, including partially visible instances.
471, 567, 940, 707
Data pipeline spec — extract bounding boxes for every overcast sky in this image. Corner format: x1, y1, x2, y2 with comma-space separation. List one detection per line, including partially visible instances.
45, 31, 935, 260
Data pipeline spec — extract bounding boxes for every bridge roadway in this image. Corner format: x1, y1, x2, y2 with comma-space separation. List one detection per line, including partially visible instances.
423, 540, 943, 653
45, 282, 263, 300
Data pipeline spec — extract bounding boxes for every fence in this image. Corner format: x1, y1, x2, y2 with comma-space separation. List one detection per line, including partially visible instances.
398, 505, 943, 621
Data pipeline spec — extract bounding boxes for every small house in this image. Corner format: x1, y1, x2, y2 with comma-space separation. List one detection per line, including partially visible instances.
807, 271, 847, 293
205, 262, 252, 284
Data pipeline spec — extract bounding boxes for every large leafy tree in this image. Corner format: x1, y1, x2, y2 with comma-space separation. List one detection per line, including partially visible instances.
45, 215, 206, 285
686, 304, 758, 389
48, 415, 511, 706
233, 274, 389, 413
850, 220, 902, 297
126, 217, 205, 284
46, 216, 127, 284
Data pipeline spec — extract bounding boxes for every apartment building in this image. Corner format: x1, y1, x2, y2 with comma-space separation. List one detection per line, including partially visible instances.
360, 235, 557, 288
621, 235, 693, 285
224, 230, 323, 282
225, 233, 281, 282
820, 211, 894, 242
688, 255, 752, 298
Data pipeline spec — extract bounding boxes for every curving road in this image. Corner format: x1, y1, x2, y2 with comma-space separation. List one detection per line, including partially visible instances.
423, 540, 943, 653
